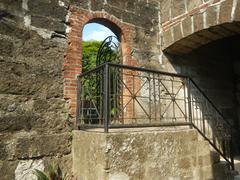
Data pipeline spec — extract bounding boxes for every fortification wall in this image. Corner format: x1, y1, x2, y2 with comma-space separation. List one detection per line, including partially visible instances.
0, 0, 240, 179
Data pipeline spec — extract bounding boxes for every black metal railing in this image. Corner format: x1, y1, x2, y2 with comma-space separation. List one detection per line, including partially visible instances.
76, 62, 234, 169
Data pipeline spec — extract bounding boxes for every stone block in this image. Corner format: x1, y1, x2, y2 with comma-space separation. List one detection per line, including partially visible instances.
0, 38, 13, 56
193, 13, 204, 32
104, 4, 124, 22
234, 1, 240, 21
186, 0, 203, 11
162, 29, 173, 49
212, 161, 231, 179
0, 0, 23, 17
206, 5, 218, 27
219, 0, 233, 24
28, 2, 68, 21
0, 160, 18, 180
15, 159, 44, 180
160, 0, 171, 23
0, 20, 30, 40
90, 0, 104, 11
182, 16, 193, 37
210, 151, 220, 164
0, 113, 38, 132
31, 16, 66, 33
107, 0, 126, 10
173, 23, 183, 42
73, 129, 214, 179
171, 0, 186, 18
15, 133, 71, 159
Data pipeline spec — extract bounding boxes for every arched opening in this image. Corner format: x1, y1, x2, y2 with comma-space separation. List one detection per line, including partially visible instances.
82, 22, 121, 73
80, 20, 123, 125
166, 33, 240, 156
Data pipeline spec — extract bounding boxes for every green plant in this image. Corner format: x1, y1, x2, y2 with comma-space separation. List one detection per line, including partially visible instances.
34, 163, 68, 180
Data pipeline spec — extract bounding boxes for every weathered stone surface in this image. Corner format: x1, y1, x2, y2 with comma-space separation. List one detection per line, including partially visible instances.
162, 29, 173, 48
173, 23, 183, 42
193, 13, 204, 32
73, 129, 216, 180
182, 16, 193, 37
28, 0, 68, 21
172, 0, 186, 18
0, 38, 13, 56
160, 0, 171, 23
15, 159, 44, 180
219, 0, 233, 24
235, 1, 240, 21
15, 133, 72, 159
206, 5, 218, 27
1, 0, 240, 179
0, 160, 18, 180
186, 0, 203, 11
31, 16, 66, 33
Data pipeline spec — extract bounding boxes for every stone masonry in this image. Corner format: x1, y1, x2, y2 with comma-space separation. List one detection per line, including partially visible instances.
0, 0, 240, 179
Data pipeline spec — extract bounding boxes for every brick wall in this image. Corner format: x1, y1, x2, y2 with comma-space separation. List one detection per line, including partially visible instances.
161, 0, 240, 55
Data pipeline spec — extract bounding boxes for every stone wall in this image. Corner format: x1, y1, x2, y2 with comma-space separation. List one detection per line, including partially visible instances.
161, 0, 240, 55
0, 0, 72, 179
72, 129, 227, 180
1, 0, 240, 179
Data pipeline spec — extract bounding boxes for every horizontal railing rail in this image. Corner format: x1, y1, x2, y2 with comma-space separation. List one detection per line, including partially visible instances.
76, 62, 234, 170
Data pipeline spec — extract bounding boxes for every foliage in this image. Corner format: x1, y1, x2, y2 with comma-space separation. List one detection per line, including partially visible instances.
82, 41, 102, 72
81, 40, 121, 120
34, 163, 68, 180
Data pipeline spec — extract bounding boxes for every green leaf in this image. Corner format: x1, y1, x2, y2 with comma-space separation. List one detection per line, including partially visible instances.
33, 169, 49, 180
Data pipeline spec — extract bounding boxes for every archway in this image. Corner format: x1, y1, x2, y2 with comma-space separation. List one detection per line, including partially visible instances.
64, 8, 136, 117
82, 22, 121, 72
165, 30, 240, 155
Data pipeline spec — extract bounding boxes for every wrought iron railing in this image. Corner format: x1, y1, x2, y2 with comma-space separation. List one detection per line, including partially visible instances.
76, 62, 234, 169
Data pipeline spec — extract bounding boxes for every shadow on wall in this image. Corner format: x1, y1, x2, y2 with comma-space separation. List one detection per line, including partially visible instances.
164, 35, 240, 171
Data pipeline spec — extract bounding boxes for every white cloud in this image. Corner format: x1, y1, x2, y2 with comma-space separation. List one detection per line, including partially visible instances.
83, 27, 115, 41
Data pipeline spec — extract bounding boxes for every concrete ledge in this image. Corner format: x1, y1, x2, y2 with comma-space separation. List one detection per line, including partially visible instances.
72, 129, 214, 180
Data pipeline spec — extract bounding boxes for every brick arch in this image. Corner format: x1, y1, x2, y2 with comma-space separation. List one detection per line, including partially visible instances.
162, 0, 240, 55
63, 6, 136, 117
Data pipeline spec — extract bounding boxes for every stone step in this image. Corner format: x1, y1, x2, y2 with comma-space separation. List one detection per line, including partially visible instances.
212, 161, 233, 180
234, 175, 240, 180
234, 157, 240, 173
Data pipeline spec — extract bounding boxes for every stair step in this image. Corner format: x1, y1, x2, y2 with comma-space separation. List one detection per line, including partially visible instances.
210, 151, 221, 164
234, 175, 240, 180
234, 157, 240, 173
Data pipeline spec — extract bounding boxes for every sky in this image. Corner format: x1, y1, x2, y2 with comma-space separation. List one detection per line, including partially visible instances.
82, 23, 116, 41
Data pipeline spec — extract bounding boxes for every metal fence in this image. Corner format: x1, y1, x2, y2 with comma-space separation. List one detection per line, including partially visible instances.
76, 62, 234, 169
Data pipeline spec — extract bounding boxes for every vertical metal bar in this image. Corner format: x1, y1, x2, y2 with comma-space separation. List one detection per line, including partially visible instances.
172, 77, 175, 122
183, 78, 187, 122
121, 68, 124, 124
104, 63, 110, 133
158, 75, 162, 122
133, 74, 135, 124
153, 73, 157, 121
230, 129, 235, 170
202, 99, 206, 134
148, 73, 152, 123
187, 78, 193, 128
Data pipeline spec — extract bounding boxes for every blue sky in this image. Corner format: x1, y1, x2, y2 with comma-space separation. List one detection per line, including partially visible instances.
82, 23, 116, 41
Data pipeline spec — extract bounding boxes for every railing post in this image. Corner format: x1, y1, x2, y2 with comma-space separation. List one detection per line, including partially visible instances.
76, 75, 81, 128
187, 78, 193, 128
230, 129, 235, 170
104, 63, 110, 133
